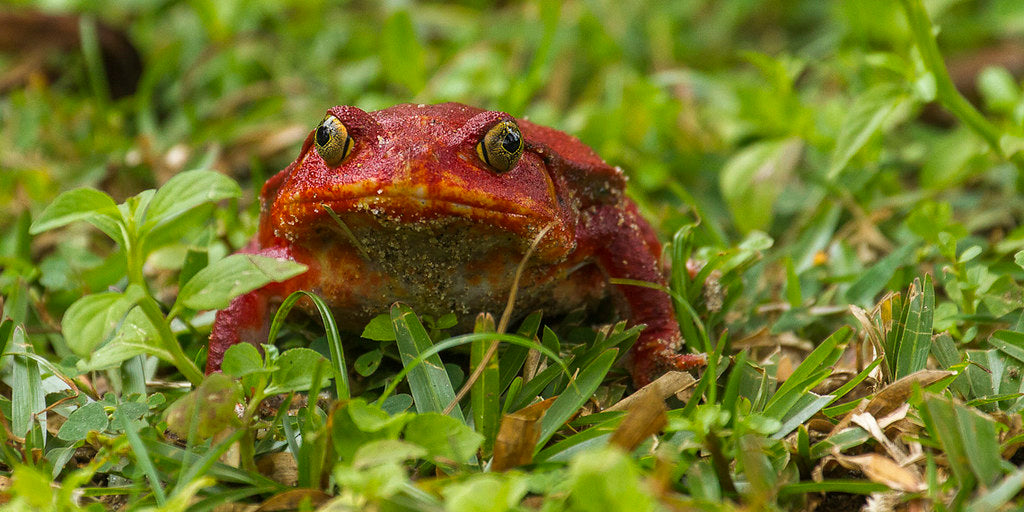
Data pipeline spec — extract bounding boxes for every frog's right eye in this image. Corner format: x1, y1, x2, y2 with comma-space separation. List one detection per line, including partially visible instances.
314, 115, 354, 166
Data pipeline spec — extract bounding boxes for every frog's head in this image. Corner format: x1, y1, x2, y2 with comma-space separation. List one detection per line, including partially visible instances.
261, 103, 624, 263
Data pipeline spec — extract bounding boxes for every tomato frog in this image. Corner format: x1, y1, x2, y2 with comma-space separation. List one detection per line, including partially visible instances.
207, 103, 706, 387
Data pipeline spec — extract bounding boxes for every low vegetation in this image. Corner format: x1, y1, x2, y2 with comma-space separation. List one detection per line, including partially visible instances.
3, 0, 1024, 510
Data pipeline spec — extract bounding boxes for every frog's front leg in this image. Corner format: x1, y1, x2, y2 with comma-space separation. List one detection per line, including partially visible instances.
581, 201, 706, 387
205, 245, 304, 374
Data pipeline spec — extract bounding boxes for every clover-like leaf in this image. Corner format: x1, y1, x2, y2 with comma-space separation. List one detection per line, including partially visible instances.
266, 348, 330, 394
56, 402, 109, 442
30, 188, 119, 235
221, 343, 265, 378
177, 254, 307, 311
62, 286, 143, 358
145, 170, 241, 227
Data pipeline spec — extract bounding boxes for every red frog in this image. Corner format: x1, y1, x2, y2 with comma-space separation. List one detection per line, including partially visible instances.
207, 103, 705, 387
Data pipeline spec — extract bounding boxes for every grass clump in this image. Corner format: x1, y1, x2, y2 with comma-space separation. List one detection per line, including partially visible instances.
5, 0, 1024, 510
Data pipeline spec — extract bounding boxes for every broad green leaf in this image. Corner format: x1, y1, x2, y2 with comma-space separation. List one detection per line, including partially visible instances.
332, 400, 410, 463
566, 447, 654, 512
145, 170, 241, 227
351, 439, 427, 469
362, 313, 396, 341
56, 402, 109, 442
921, 393, 1002, 491
991, 330, 1024, 365
392, 303, 463, 421
966, 466, 1024, 512
404, 413, 483, 464
267, 348, 329, 394
827, 84, 909, 180
77, 308, 171, 371
163, 373, 243, 438
442, 473, 529, 512
354, 349, 383, 376
221, 343, 265, 378
61, 289, 140, 358
29, 188, 118, 234
177, 254, 307, 311
178, 245, 210, 290
719, 137, 803, 233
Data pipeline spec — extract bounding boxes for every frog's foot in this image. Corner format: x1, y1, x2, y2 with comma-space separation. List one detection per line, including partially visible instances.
631, 342, 707, 388
206, 290, 272, 374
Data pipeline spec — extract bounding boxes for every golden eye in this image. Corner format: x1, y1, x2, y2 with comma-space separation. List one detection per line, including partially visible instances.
314, 115, 353, 166
476, 120, 523, 173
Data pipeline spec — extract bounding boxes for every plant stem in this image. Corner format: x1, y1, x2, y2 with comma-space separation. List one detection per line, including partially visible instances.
138, 297, 204, 386
899, 0, 1024, 172
238, 388, 267, 473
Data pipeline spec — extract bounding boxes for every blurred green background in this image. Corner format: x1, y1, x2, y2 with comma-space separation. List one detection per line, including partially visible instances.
5, 0, 1024, 324
5, 0, 1019, 233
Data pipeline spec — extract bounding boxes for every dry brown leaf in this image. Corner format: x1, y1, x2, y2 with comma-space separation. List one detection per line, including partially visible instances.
865, 370, 952, 417
608, 371, 696, 412
850, 409, 911, 464
609, 381, 668, 451
829, 369, 953, 437
835, 453, 925, 493
256, 452, 299, 487
253, 489, 330, 511
491, 397, 555, 471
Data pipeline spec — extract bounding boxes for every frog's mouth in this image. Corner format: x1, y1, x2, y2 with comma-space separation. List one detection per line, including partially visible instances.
275, 192, 573, 262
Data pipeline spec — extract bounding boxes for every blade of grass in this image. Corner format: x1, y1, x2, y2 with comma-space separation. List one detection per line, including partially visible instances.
536, 348, 618, 450
267, 290, 348, 399
810, 427, 871, 459
763, 326, 850, 417
392, 303, 463, 421
778, 480, 889, 496
966, 466, 1024, 512
176, 430, 247, 490
471, 314, 500, 455
895, 276, 934, 379
116, 408, 166, 505
535, 415, 621, 463
497, 312, 542, 394
772, 392, 835, 439
142, 438, 284, 490
375, 332, 565, 406
10, 326, 45, 443
826, 357, 883, 406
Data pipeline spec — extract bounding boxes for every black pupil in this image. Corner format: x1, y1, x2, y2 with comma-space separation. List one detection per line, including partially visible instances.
316, 124, 332, 147
500, 128, 521, 154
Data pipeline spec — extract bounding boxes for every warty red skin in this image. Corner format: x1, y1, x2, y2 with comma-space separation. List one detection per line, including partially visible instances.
206, 102, 705, 387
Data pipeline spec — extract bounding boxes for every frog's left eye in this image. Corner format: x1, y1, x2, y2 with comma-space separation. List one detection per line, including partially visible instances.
314, 115, 354, 166
476, 120, 523, 173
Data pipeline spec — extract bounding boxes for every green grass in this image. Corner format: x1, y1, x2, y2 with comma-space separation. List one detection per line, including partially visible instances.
4, 0, 1024, 510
